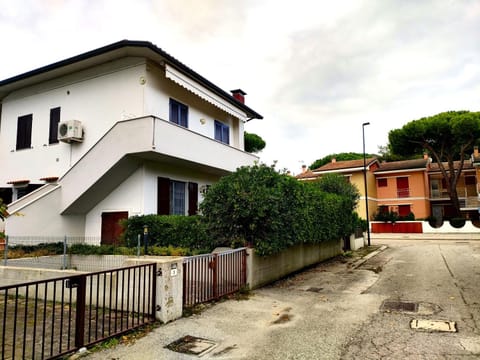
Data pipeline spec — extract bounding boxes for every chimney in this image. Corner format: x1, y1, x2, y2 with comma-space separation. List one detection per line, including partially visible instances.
231, 89, 247, 104
302, 164, 307, 173
331, 158, 336, 163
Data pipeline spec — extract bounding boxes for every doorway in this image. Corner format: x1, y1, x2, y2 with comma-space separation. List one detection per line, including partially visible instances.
101, 211, 128, 245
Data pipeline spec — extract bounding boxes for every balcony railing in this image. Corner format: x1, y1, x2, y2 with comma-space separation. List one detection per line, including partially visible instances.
397, 188, 410, 198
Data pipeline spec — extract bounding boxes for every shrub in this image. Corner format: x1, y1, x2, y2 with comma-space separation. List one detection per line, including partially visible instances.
121, 215, 211, 251
201, 165, 359, 256
450, 217, 466, 228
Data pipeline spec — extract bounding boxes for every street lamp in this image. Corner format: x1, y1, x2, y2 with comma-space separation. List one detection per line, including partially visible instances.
362, 122, 371, 246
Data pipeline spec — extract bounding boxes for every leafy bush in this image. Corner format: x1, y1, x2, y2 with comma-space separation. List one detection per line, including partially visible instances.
450, 217, 466, 228
200, 165, 359, 256
121, 215, 211, 251
374, 209, 416, 222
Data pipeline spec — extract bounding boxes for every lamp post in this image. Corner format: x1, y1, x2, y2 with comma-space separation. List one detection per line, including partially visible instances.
362, 122, 371, 246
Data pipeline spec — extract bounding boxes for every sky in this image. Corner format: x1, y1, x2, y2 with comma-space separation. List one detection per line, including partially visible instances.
1, 0, 480, 174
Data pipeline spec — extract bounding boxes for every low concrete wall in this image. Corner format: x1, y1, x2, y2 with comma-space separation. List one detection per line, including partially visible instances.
246, 239, 343, 289
4, 255, 130, 271
423, 220, 480, 233
350, 234, 365, 251
0, 256, 184, 324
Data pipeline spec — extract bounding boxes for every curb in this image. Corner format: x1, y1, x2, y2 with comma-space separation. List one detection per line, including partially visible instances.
353, 245, 387, 269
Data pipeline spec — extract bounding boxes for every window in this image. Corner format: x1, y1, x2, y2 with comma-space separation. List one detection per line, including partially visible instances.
49, 107, 61, 144
214, 120, 230, 144
170, 180, 186, 215
377, 178, 387, 187
157, 177, 198, 215
465, 176, 476, 185
169, 99, 188, 127
16, 114, 33, 150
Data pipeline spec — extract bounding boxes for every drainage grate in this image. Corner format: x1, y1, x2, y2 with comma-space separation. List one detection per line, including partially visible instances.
381, 300, 418, 313
410, 319, 457, 332
165, 335, 217, 356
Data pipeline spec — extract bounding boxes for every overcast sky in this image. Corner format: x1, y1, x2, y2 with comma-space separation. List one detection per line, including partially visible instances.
1, 0, 480, 174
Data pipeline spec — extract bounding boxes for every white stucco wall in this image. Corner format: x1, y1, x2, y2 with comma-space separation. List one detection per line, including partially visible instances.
5, 187, 85, 237
144, 64, 242, 150
0, 57, 146, 187
84, 168, 145, 237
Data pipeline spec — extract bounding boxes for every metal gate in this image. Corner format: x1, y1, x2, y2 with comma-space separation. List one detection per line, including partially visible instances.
183, 248, 247, 307
0, 262, 156, 359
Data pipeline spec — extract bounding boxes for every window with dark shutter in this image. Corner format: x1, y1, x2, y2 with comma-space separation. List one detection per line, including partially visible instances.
157, 177, 170, 215
16, 114, 33, 150
49, 107, 61, 144
188, 182, 198, 216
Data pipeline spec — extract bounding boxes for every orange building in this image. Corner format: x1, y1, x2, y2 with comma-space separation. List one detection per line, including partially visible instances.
374, 158, 430, 219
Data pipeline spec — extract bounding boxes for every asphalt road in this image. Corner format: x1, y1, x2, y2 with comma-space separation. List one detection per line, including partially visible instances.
86, 240, 480, 359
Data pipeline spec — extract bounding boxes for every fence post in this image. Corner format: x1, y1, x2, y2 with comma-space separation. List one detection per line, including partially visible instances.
137, 234, 141, 257
3, 235, 8, 266
74, 275, 87, 348
212, 253, 218, 299
63, 235, 67, 270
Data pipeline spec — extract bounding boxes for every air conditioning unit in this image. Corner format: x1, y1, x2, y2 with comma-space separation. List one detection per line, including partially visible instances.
58, 120, 83, 143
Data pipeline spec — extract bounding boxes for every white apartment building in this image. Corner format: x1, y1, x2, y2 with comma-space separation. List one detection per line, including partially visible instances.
0, 40, 262, 243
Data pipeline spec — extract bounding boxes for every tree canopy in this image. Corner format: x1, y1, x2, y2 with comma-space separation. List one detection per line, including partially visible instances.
244, 132, 266, 153
388, 110, 480, 217
310, 152, 376, 170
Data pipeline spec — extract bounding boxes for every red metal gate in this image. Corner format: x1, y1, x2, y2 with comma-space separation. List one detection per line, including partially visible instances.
183, 248, 247, 307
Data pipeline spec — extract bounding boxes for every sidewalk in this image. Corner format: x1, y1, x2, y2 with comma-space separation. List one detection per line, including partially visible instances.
84, 246, 386, 360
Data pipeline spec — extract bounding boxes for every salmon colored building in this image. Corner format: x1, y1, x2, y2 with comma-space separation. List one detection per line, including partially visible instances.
374, 158, 430, 219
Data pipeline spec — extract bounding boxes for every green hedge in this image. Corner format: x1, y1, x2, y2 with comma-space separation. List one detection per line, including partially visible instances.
121, 215, 211, 251
120, 166, 361, 257
200, 165, 359, 256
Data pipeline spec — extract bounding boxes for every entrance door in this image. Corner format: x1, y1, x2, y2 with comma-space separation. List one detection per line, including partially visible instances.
101, 211, 128, 245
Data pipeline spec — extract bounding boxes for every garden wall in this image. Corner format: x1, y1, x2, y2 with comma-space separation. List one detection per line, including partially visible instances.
246, 239, 343, 289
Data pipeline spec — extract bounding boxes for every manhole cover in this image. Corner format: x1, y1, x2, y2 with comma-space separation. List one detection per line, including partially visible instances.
165, 335, 217, 355
410, 319, 457, 332
381, 300, 418, 313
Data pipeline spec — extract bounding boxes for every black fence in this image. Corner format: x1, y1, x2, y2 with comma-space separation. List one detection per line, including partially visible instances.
0, 262, 157, 359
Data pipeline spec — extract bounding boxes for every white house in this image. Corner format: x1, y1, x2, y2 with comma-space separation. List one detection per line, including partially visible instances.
0, 40, 262, 243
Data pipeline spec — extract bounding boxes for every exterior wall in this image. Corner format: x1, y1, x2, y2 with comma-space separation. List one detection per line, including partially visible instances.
1, 57, 248, 191
376, 171, 430, 219
84, 169, 145, 238
352, 170, 377, 220
144, 64, 243, 150
5, 187, 85, 237
246, 240, 342, 289
84, 161, 220, 238
0, 58, 146, 187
